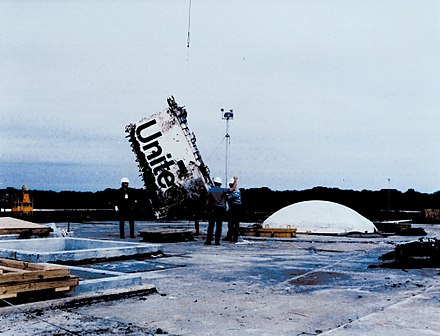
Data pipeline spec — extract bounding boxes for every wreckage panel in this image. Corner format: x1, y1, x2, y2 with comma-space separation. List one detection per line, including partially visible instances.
127, 98, 211, 218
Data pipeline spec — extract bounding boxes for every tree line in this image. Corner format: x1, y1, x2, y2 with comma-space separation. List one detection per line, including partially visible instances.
1, 186, 439, 222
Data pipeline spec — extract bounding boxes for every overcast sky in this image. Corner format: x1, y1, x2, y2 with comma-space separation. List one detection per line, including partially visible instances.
1, 0, 439, 193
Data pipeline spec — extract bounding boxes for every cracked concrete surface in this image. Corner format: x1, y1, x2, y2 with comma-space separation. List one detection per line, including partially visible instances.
1, 221, 440, 335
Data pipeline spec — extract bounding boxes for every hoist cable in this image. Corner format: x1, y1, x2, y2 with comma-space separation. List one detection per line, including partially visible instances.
205, 136, 226, 161
186, 0, 192, 48
1, 298, 82, 335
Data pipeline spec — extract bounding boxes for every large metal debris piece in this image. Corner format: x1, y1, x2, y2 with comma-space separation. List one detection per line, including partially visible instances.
126, 96, 212, 218
383, 238, 440, 261
372, 237, 440, 269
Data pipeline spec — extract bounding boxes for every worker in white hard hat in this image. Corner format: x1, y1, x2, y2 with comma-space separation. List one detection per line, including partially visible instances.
115, 177, 136, 239
224, 177, 242, 242
205, 176, 238, 245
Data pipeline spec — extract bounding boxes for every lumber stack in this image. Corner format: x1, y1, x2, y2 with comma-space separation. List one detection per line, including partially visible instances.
240, 226, 297, 238
0, 258, 78, 299
0, 217, 52, 237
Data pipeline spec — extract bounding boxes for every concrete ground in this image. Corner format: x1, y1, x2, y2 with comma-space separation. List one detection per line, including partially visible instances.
1, 221, 440, 335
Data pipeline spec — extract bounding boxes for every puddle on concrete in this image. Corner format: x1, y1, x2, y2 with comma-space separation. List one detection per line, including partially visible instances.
288, 271, 350, 286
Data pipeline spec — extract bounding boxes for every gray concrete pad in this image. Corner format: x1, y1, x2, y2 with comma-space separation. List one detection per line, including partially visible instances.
1, 221, 439, 335
323, 284, 440, 335
0, 237, 162, 263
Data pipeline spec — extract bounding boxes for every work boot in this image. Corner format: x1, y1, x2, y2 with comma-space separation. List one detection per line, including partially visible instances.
204, 241, 212, 245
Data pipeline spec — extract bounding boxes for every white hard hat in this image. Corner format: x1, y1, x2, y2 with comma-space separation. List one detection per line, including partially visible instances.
120, 177, 130, 184
213, 176, 222, 184
228, 178, 235, 185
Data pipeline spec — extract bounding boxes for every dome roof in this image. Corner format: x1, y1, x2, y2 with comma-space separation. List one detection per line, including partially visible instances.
263, 200, 377, 234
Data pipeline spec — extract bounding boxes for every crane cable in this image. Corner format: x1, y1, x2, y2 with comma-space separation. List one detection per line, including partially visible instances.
205, 136, 226, 162
186, 0, 192, 48
1, 298, 82, 335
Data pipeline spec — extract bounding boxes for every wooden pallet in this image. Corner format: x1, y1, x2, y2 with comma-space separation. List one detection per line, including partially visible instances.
240, 227, 297, 238
0, 217, 52, 237
139, 229, 195, 243
0, 258, 79, 299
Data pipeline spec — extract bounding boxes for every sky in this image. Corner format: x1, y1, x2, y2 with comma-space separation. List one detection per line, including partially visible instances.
1, 0, 439, 193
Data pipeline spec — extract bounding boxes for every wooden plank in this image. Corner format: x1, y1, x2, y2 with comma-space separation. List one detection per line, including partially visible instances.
0, 258, 66, 271
0, 257, 78, 299
0, 228, 52, 235
0, 266, 31, 273
0, 217, 52, 236
258, 228, 296, 238
0, 259, 71, 285
54, 286, 71, 292
0, 293, 17, 299
240, 227, 296, 238
0, 276, 79, 299
0, 268, 71, 285
0, 217, 44, 229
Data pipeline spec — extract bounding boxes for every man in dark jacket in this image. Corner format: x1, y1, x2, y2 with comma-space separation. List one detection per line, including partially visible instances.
205, 176, 237, 245
116, 177, 136, 238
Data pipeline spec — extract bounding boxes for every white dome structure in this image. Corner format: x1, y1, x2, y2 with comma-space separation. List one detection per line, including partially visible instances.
263, 200, 377, 235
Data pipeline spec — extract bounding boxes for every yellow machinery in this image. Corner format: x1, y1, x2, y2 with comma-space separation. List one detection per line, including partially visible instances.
11, 185, 33, 215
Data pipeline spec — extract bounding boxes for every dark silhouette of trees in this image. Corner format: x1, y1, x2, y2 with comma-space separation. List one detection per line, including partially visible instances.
1, 186, 439, 222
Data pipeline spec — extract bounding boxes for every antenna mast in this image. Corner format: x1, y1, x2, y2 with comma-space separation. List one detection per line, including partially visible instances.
221, 108, 234, 183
